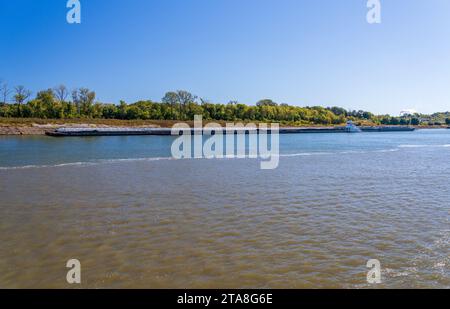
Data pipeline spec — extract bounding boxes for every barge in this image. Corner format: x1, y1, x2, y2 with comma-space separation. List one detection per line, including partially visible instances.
45, 126, 415, 137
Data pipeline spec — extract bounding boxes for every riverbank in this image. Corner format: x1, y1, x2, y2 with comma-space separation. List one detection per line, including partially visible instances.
0, 117, 445, 135
0, 118, 338, 135
0, 118, 185, 135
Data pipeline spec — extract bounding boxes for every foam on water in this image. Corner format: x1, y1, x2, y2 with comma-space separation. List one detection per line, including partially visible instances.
399, 144, 450, 148
0, 148, 405, 170
0, 157, 174, 170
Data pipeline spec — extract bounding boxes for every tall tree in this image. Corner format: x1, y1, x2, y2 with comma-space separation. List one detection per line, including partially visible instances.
79, 88, 96, 116
13, 85, 32, 117
162, 91, 179, 120
14, 85, 32, 105
72, 88, 96, 116
72, 89, 81, 115
0, 81, 12, 104
176, 90, 197, 119
54, 85, 68, 103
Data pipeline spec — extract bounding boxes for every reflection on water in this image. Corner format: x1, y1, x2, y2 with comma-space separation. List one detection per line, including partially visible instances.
0, 130, 449, 288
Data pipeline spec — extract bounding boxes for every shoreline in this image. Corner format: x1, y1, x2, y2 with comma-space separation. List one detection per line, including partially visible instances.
0, 118, 446, 136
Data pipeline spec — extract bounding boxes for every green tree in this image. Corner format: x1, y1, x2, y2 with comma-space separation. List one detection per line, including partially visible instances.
14, 85, 32, 105
72, 88, 96, 117
162, 91, 179, 119
411, 118, 420, 126
256, 99, 278, 107
176, 90, 197, 119
14, 85, 32, 117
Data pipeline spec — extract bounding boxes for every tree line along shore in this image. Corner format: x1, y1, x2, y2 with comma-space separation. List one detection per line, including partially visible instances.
1, 83, 450, 130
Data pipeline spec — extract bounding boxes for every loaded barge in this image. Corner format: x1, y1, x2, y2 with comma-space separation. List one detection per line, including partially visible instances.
46, 125, 415, 137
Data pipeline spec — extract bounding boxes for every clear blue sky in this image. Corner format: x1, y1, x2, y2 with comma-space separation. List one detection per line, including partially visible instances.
1, 0, 450, 115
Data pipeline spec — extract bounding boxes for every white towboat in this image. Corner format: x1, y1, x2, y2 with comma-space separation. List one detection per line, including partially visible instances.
344, 121, 362, 133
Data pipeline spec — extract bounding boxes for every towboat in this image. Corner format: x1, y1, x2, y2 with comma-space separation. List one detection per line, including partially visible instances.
344, 121, 362, 133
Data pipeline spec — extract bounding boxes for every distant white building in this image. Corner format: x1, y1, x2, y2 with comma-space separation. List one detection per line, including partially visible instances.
400, 109, 418, 116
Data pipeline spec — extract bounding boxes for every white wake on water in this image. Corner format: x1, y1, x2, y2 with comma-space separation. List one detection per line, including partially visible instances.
0, 147, 407, 170
0, 157, 175, 170
399, 144, 450, 148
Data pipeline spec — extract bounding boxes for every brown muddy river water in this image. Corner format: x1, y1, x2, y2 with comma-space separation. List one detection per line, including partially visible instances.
0, 132, 449, 288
